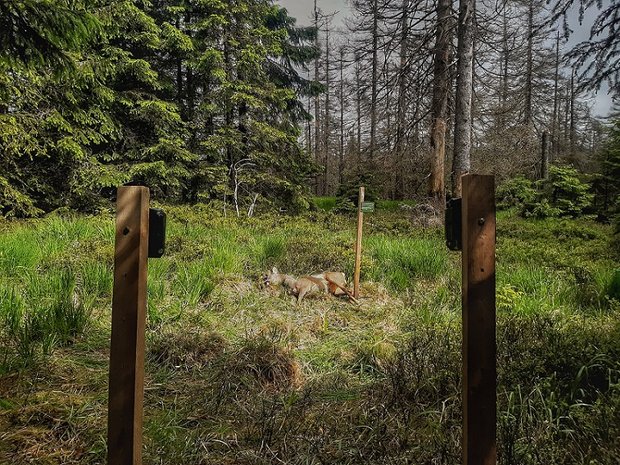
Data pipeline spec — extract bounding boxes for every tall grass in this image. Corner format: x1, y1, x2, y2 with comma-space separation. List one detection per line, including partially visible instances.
313, 196, 337, 211
0, 229, 42, 275
80, 261, 113, 300
255, 235, 286, 268
173, 263, 216, 307
0, 268, 93, 370
0, 205, 619, 463
366, 236, 449, 290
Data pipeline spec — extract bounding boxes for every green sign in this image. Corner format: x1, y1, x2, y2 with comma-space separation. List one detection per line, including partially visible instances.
361, 201, 375, 213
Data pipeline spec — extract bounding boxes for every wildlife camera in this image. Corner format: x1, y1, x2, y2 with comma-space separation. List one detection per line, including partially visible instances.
445, 198, 462, 251
148, 208, 166, 258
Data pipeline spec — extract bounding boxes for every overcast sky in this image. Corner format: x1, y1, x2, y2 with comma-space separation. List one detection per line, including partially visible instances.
277, 0, 613, 117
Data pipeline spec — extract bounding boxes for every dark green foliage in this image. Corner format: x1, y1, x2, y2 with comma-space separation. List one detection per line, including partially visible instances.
496, 176, 538, 210
541, 165, 594, 217
497, 166, 594, 218
609, 269, 620, 301
0, 0, 318, 217
594, 119, 620, 252
0, 0, 99, 69
334, 173, 381, 213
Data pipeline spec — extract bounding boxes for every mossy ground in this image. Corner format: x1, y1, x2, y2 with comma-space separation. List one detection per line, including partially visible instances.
0, 205, 618, 464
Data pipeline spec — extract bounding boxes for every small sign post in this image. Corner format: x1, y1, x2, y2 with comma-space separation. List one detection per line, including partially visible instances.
353, 186, 365, 299
461, 174, 496, 465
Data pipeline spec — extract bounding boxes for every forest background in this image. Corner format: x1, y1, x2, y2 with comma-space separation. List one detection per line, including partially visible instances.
1, 0, 619, 224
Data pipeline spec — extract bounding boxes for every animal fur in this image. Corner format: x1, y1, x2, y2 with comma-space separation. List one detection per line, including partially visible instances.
264, 267, 351, 303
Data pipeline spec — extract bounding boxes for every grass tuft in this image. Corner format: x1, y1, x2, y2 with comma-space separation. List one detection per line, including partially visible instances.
367, 236, 449, 290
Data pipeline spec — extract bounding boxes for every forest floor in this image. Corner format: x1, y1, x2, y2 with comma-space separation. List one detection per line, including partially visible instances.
0, 202, 619, 464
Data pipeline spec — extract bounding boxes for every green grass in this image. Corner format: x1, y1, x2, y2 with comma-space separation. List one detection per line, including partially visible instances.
366, 235, 449, 290
314, 196, 337, 210
313, 196, 416, 212
0, 207, 618, 464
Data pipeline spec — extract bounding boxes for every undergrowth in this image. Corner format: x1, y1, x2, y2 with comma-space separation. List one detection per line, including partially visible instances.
0, 206, 618, 464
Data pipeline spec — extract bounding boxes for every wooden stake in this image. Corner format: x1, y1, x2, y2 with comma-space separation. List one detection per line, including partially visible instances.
461, 174, 496, 465
353, 186, 365, 299
108, 186, 150, 465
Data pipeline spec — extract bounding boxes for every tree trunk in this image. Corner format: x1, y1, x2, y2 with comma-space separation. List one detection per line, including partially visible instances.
394, 0, 409, 200
569, 70, 576, 164
452, 0, 475, 198
339, 47, 345, 187
314, 0, 321, 194
355, 53, 362, 166
541, 131, 549, 179
323, 24, 330, 195
524, 0, 534, 126
499, 6, 509, 128
552, 32, 560, 162
369, 0, 379, 160
429, 0, 451, 202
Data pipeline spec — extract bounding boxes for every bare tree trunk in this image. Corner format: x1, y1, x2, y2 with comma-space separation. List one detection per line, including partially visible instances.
355, 53, 362, 166
395, 0, 409, 200
307, 94, 313, 154
323, 24, 331, 195
569, 70, 576, 164
339, 47, 345, 187
499, 6, 509, 128
551, 32, 560, 162
429, 0, 451, 202
541, 131, 549, 179
452, 0, 475, 198
524, 0, 534, 126
314, 0, 321, 194
369, 0, 379, 160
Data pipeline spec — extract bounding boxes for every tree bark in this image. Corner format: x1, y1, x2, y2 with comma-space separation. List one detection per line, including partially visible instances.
369, 0, 379, 160
355, 53, 362, 166
552, 32, 560, 162
314, 0, 321, 194
541, 131, 549, 179
323, 23, 331, 195
395, 0, 409, 200
339, 47, 345, 187
524, 0, 534, 126
429, 0, 451, 202
569, 70, 576, 164
452, 0, 475, 198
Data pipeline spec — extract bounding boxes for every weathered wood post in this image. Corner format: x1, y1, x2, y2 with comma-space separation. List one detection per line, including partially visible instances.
461, 174, 496, 465
108, 186, 150, 465
353, 186, 365, 299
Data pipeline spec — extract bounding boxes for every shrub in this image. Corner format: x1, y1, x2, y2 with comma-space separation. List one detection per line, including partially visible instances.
496, 176, 538, 210
505, 166, 595, 218
334, 174, 380, 213
544, 165, 594, 217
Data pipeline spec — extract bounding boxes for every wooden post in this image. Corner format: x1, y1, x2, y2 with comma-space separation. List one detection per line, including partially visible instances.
461, 175, 496, 465
353, 186, 365, 299
108, 186, 150, 465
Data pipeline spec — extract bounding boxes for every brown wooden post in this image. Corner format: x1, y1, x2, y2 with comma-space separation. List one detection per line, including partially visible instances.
353, 186, 365, 299
461, 174, 496, 465
108, 186, 150, 465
